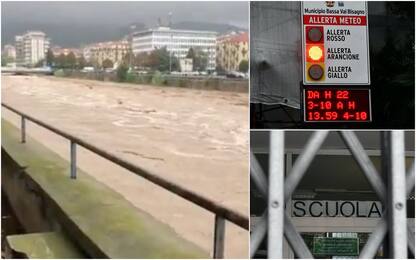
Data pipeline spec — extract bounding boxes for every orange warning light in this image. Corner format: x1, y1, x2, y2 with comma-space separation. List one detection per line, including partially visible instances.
307, 45, 324, 62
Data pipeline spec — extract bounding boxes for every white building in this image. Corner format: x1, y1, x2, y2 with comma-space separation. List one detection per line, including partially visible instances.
3, 45, 16, 59
82, 44, 94, 62
15, 31, 50, 67
179, 58, 193, 72
132, 27, 217, 71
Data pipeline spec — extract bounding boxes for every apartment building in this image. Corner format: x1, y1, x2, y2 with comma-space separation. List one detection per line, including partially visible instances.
3, 45, 16, 59
86, 40, 129, 68
52, 47, 82, 58
132, 27, 217, 71
216, 31, 249, 72
15, 31, 50, 67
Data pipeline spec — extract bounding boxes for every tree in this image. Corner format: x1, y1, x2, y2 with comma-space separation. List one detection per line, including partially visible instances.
1, 55, 13, 66
187, 47, 208, 71
216, 64, 226, 74
46, 49, 54, 67
194, 51, 208, 71
66, 52, 77, 69
134, 52, 149, 69
241, 48, 248, 58
77, 55, 87, 69
154, 47, 170, 72
91, 59, 100, 69
124, 50, 135, 68
116, 64, 129, 82
147, 47, 179, 72
147, 50, 160, 70
186, 48, 195, 59
34, 59, 45, 68
53, 52, 76, 69
238, 59, 249, 73
102, 59, 114, 69
55, 54, 66, 68
119, 52, 130, 67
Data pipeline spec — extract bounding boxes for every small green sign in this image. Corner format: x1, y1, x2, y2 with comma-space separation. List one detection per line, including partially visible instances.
313, 237, 359, 256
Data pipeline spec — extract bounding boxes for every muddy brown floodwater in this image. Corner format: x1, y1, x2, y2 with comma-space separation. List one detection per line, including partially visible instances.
1, 75, 249, 258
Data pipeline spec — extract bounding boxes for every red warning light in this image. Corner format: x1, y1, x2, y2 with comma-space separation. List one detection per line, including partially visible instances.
306, 26, 324, 43
303, 88, 372, 122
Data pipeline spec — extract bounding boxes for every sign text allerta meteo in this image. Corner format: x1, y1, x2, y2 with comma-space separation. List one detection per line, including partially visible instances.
292, 200, 383, 218
302, 1, 370, 85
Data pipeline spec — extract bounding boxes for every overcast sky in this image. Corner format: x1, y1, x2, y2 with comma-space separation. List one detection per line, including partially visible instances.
2, 1, 249, 28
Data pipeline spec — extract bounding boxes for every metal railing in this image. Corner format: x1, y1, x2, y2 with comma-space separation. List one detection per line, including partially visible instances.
2, 103, 249, 258
250, 130, 415, 259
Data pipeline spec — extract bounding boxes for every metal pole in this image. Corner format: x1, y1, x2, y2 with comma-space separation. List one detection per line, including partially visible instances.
388, 131, 407, 258
268, 131, 284, 259
169, 34, 172, 73
20, 116, 26, 143
213, 215, 225, 258
129, 24, 136, 70
70, 141, 77, 179
380, 131, 391, 258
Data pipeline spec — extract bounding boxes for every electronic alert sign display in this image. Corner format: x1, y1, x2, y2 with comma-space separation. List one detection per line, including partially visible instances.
303, 88, 371, 122
301, 1, 370, 85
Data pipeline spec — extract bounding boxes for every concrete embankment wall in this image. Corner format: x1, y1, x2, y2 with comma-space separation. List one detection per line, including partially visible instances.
55, 70, 248, 92
1, 119, 208, 258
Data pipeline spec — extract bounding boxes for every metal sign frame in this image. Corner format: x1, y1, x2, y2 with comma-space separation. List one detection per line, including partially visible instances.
301, 1, 371, 85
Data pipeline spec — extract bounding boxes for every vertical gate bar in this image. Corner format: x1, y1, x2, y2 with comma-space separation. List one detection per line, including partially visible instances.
388, 131, 407, 258
380, 131, 391, 257
70, 141, 77, 179
21, 116, 26, 143
268, 131, 284, 259
284, 153, 294, 259
213, 215, 225, 259
406, 161, 415, 256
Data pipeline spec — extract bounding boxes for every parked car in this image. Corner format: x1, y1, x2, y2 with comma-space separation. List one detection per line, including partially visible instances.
81, 67, 95, 72
226, 71, 245, 78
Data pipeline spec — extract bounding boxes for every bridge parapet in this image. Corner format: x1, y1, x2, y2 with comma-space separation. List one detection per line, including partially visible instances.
2, 119, 208, 258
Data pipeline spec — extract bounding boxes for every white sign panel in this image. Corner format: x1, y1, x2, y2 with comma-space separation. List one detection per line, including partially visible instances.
292, 200, 383, 218
302, 1, 370, 85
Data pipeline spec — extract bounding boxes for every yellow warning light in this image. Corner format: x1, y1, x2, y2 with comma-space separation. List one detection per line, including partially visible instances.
308, 46, 323, 61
